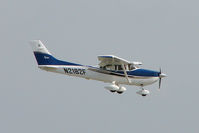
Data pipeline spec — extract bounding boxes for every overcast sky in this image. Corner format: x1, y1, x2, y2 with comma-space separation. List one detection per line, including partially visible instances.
0, 0, 199, 133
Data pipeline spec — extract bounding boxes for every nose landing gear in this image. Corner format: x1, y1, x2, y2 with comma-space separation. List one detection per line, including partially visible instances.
136, 85, 150, 97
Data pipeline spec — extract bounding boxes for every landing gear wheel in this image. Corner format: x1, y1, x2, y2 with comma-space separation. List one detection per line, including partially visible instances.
142, 94, 147, 97
117, 91, 123, 94
110, 90, 116, 93
136, 85, 150, 96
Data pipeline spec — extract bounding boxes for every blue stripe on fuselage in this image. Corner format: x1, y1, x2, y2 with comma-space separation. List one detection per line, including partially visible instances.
128, 69, 159, 77
33, 52, 82, 66
109, 69, 159, 77
88, 65, 160, 77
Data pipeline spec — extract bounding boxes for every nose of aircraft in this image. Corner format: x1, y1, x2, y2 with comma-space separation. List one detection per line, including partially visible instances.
159, 73, 167, 78
158, 69, 167, 89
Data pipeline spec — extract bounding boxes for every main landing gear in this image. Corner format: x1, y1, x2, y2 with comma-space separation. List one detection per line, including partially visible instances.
105, 82, 126, 94
110, 90, 124, 94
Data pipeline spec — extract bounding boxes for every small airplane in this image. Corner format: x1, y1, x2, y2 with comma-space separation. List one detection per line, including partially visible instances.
30, 40, 167, 96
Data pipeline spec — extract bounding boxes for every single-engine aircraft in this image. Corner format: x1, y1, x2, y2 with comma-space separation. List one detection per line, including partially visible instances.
30, 40, 167, 96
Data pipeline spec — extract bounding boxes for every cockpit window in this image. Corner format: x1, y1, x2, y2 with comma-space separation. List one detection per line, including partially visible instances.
100, 64, 137, 71
129, 64, 136, 70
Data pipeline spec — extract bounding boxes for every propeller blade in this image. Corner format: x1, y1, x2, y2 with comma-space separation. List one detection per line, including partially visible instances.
159, 77, 162, 89
159, 67, 162, 89
158, 67, 167, 89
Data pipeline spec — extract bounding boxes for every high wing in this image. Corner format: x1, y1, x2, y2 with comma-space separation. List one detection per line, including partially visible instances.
98, 55, 142, 83
98, 55, 142, 67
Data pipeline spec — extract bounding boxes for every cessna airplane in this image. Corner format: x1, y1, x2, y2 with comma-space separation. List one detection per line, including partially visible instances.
30, 40, 167, 96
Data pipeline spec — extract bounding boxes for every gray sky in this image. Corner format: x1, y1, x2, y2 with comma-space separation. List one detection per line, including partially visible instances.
0, 0, 198, 132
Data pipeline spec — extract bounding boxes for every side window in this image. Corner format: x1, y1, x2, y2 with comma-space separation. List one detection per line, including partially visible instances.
118, 65, 122, 70
115, 65, 117, 71
100, 66, 106, 70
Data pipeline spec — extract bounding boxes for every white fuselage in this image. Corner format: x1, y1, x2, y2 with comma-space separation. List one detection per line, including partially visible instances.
39, 65, 159, 87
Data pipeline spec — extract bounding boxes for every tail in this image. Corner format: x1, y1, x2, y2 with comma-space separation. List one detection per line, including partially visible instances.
29, 40, 82, 66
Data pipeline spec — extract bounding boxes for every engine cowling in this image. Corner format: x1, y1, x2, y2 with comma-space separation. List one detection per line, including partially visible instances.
104, 84, 119, 92
136, 89, 150, 96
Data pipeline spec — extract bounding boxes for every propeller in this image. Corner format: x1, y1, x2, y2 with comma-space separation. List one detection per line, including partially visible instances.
159, 68, 162, 89
158, 68, 166, 89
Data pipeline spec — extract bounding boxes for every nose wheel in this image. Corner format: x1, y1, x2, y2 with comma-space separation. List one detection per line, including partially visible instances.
136, 85, 150, 96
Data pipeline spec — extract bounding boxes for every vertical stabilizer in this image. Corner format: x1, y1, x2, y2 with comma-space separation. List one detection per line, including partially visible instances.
29, 40, 51, 55
29, 40, 82, 66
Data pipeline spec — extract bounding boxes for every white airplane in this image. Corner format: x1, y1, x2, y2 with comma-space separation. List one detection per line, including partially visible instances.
30, 40, 167, 96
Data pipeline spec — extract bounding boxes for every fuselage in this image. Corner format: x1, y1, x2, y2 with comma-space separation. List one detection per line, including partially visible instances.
39, 64, 160, 86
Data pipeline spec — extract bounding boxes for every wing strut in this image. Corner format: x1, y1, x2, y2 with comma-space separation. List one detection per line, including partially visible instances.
121, 64, 131, 83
